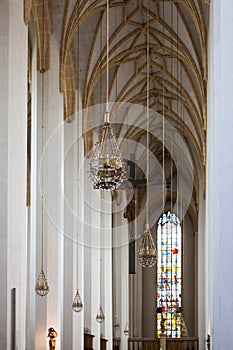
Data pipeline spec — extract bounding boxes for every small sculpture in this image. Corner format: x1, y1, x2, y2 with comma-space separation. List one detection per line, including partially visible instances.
47, 327, 58, 350
207, 334, 210, 350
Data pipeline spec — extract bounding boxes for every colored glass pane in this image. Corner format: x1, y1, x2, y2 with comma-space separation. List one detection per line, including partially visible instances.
156, 212, 182, 338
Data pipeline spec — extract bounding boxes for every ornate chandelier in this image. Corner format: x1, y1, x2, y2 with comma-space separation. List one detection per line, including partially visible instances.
124, 322, 130, 336
96, 305, 105, 323
35, 268, 49, 297
89, 0, 125, 190
72, 289, 83, 312
113, 315, 120, 330
90, 113, 125, 190
137, 224, 157, 268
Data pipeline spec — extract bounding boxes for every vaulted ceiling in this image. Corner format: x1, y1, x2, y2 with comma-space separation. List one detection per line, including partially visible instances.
25, 0, 209, 226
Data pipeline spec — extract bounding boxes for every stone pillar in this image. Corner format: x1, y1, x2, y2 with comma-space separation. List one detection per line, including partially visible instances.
207, 1, 233, 348
72, 110, 85, 349
0, 1, 28, 349
197, 184, 207, 349
30, 36, 63, 349
112, 190, 129, 348
46, 38, 64, 350
84, 162, 101, 350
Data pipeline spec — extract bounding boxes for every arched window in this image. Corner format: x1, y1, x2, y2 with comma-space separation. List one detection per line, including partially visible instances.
157, 212, 182, 338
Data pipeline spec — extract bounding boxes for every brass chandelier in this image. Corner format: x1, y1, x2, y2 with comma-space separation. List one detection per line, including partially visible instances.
96, 305, 105, 323
72, 288, 83, 313
137, 7, 156, 268
137, 224, 157, 268
90, 0, 125, 190
35, 267, 49, 297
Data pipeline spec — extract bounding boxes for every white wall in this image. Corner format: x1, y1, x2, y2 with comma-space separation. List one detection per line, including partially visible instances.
207, 1, 233, 349
0, 1, 28, 349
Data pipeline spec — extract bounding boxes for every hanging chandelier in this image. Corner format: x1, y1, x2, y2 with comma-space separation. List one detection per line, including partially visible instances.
72, 289, 83, 312
137, 224, 157, 268
96, 305, 105, 323
124, 322, 130, 336
35, 268, 49, 297
113, 315, 120, 330
90, 114, 125, 190
137, 10, 156, 268
89, 0, 125, 190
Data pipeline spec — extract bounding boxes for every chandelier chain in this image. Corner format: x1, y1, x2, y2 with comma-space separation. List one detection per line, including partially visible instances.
146, 4, 150, 227
105, 0, 109, 120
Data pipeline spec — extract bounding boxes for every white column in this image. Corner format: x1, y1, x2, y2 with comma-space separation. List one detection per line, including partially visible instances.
46, 38, 64, 350
72, 111, 85, 349
198, 184, 206, 349
84, 163, 101, 349
101, 191, 113, 347
62, 121, 75, 349
30, 37, 63, 349
207, 1, 233, 348
112, 191, 129, 349
0, 1, 28, 349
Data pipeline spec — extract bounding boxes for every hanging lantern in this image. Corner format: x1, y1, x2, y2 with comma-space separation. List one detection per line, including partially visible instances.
96, 305, 105, 323
137, 225, 157, 268
124, 322, 130, 336
90, 117, 125, 190
35, 268, 49, 297
72, 289, 83, 312
113, 315, 120, 330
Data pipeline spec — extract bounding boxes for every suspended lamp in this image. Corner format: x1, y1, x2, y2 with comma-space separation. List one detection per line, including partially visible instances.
137, 6, 156, 268
113, 315, 120, 330
124, 282, 130, 336
90, 0, 125, 190
113, 274, 120, 331
138, 224, 157, 268
35, 1, 49, 297
35, 267, 49, 297
124, 322, 130, 336
72, 245, 83, 312
72, 289, 83, 312
96, 305, 105, 323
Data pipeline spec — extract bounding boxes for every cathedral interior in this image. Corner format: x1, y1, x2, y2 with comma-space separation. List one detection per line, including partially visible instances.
2, 1, 230, 349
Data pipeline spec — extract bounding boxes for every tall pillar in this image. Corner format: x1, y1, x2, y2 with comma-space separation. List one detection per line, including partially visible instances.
84, 162, 101, 350
72, 110, 85, 349
207, 1, 233, 348
46, 38, 64, 350
198, 184, 207, 349
0, 1, 28, 348
30, 36, 63, 349
113, 191, 129, 348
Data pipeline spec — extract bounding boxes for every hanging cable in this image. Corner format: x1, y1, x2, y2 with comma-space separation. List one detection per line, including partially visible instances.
146, 4, 150, 229
89, 0, 125, 191
35, 0, 49, 297
105, 0, 109, 121
137, 0, 156, 269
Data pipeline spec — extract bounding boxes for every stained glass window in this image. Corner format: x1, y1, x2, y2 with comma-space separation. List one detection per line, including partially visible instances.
157, 212, 182, 338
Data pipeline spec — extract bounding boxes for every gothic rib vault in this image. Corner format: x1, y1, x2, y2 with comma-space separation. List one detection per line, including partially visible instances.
25, 0, 209, 230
